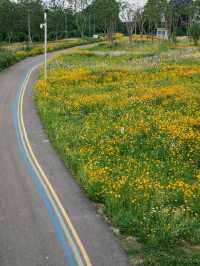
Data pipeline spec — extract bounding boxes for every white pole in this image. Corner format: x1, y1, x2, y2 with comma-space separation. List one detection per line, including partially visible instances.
44, 11, 47, 83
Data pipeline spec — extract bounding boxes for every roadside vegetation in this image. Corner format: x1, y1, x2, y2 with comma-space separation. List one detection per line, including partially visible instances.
0, 38, 97, 71
35, 38, 200, 265
0, 49, 17, 71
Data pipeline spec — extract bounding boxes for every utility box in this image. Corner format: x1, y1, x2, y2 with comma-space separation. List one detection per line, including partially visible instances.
157, 28, 169, 40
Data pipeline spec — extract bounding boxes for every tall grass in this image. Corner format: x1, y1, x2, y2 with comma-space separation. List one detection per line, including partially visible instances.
35, 39, 200, 265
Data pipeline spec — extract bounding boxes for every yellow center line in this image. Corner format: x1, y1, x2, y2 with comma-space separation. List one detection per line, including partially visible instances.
18, 64, 92, 266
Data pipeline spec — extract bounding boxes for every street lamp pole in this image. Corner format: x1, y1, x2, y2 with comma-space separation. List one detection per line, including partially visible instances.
41, 10, 48, 84
44, 10, 47, 83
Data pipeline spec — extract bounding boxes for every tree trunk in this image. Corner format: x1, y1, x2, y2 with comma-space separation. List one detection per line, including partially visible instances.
65, 12, 68, 39
107, 30, 113, 46
88, 14, 91, 37
7, 32, 12, 43
28, 10, 32, 45
128, 34, 133, 45
81, 30, 84, 38
106, 18, 114, 46
55, 30, 58, 40
140, 23, 144, 38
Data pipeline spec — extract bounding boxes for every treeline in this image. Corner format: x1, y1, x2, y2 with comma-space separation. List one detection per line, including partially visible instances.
0, 0, 44, 42
0, 0, 200, 43
0, 0, 123, 43
0, 0, 79, 42
143, 0, 200, 37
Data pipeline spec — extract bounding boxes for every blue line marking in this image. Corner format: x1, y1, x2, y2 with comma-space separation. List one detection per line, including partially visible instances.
12, 77, 77, 266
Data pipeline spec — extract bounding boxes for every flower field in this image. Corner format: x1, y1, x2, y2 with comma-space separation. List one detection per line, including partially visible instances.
35, 39, 200, 265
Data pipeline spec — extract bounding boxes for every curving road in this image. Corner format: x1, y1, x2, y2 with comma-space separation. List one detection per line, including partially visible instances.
0, 48, 129, 266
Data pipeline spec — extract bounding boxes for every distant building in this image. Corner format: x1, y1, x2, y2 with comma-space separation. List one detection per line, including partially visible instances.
157, 28, 169, 40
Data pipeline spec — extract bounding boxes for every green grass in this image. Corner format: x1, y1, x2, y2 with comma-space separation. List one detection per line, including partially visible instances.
35, 39, 200, 265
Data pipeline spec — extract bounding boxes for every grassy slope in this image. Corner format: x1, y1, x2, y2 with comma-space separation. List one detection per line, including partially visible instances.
35, 39, 200, 265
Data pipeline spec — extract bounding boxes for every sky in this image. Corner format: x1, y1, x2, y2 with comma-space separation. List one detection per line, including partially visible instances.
12, 0, 148, 9
128, 0, 147, 7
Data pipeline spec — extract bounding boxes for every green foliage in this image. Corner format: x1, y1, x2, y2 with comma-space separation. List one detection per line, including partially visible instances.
189, 23, 200, 46
0, 49, 17, 71
142, 253, 200, 266
91, 0, 120, 44
144, 0, 168, 26
0, 0, 122, 42
0, 0, 97, 42
92, 0, 119, 22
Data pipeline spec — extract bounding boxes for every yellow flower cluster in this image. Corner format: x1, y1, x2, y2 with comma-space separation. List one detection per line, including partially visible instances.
35, 44, 200, 245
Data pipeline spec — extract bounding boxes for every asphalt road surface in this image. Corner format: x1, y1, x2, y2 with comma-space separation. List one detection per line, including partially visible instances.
0, 47, 130, 266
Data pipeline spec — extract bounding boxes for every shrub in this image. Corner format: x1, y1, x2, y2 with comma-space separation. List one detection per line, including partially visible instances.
0, 49, 17, 70
189, 23, 200, 46
15, 32, 26, 42
15, 50, 28, 60
114, 32, 125, 41
28, 46, 44, 56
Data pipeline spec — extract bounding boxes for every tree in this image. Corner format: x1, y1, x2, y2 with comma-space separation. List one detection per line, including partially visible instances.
168, 0, 194, 39
69, 0, 91, 37
17, 0, 43, 42
92, 0, 120, 46
47, 0, 66, 40
120, 1, 136, 44
144, 0, 168, 36
193, 0, 200, 23
189, 22, 200, 45
0, 0, 16, 43
135, 7, 145, 38
47, 0, 77, 39
144, 0, 160, 33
